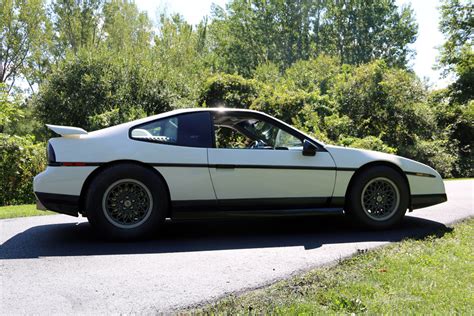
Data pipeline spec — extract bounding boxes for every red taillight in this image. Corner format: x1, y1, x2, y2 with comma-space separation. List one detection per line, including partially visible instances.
62, 162, 87, 166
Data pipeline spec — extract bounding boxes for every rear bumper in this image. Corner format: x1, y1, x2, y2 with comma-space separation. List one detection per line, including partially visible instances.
411, 193, 447, 210
34, 192, 80, 217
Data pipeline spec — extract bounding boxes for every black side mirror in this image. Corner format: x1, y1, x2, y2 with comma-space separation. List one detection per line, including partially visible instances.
302, 139, 317, 156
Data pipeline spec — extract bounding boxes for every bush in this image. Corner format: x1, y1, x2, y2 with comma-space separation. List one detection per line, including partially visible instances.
34, 51, 173, 132
404, 138, 457, 178
0, 134, 46, 205
339, 136, 397, 154
199, 74, 263, 109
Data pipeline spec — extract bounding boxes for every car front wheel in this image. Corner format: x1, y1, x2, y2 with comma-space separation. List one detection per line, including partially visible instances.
346, 166, 409, 229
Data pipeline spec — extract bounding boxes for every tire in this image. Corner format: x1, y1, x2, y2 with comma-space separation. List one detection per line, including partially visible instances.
346, 166, 409, 229
85, 164, 168, 240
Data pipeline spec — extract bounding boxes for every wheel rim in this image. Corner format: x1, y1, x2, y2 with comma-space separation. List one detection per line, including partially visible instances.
360, 177, 400, 221
102, 179, 153, 229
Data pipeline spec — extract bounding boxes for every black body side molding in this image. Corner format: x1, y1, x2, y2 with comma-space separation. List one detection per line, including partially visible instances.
34, 192, 80, 217
411, 194, 448, 209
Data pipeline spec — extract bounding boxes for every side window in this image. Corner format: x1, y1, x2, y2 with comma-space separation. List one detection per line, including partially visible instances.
274, 129, 302, 148
131, 116, 178, 144
131, 112, 213, 148
212, 113, 303, 150
215, 127, 249, 149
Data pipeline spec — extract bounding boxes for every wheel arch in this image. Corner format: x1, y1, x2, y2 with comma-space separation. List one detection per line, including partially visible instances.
344, 161, 411, 207
79, 160, 172, 217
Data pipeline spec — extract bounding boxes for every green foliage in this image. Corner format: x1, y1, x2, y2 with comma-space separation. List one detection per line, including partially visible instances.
451, 101, 474, 176
253, 89, 333, 126
51, 0, 103, 56
339, 136, 397, 154
320, 0, 418, 67
199, 74, 263, 109
323, 113, 353, 141
284, 55, 341, 95
438, 0, 473, 73
0, 204, 54, 219
0, 134, 46, 205
209, 0, 417, 75
0, 0, 51, 90
87, 107, 147, 131
0, 84, 24, 130
332, 61, 436, 149
404, 138, 458, 178
434, 0, 473, 177
33, 51, 173, 131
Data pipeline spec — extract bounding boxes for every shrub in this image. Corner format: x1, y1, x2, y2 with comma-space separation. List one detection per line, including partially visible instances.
199, 74, 263, 109
404, 138, 457, 178
0, 134, 46, 205
339, 136, 397, 154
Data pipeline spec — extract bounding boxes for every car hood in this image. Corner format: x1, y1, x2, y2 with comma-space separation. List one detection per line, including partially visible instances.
324, 145, 442, 178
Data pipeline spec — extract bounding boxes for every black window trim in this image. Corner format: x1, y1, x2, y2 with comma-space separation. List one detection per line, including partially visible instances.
128, 111, 214, 148
128, 109, 326, 152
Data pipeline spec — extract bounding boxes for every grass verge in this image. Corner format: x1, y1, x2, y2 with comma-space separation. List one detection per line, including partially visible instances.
193, 219, 474, 314
0, 204, 54, 219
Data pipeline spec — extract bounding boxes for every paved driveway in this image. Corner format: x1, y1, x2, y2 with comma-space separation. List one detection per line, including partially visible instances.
1, 180, 472, 314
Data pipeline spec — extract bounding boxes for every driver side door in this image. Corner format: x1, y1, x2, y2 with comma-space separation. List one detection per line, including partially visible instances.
207, 112, 336, 210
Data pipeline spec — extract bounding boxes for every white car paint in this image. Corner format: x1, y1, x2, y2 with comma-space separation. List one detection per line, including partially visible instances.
33, 108, 446, 218
45, 124, 88, 137
208, 148, 336, 199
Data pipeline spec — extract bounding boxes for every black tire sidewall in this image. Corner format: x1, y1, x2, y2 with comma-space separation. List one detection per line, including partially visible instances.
347, 166, 409, 229
86, 164, 168, 240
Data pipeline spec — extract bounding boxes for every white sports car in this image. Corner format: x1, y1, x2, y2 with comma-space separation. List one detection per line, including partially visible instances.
34, 108, 447, 239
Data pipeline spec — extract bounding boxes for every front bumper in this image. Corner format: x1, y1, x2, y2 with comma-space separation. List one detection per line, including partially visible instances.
411, 193, 448, 210
34, 192, 80, 217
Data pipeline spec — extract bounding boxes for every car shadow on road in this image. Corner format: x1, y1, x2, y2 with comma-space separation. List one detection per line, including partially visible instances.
0, 215, 452, 259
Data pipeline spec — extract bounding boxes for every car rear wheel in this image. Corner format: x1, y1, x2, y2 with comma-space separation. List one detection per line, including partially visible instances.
346, 166, 409, 229
85, 164, 168, 240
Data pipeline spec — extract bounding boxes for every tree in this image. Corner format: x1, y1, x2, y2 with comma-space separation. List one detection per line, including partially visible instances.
319, 0, 417, 67
435, 0, 473, 176
33, 52, 170, 131
438, 0, 473, 104
51, 0, 103, 57
102, 0, 153, 54
208, 0, 417, 76
209, 0, 318, 76
0, 0, 51, 91
330, 60, 456, 175
438, 0, 473, 72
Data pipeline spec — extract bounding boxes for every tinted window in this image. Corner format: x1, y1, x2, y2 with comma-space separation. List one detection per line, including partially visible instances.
177, 112, 213, 147
131, 112, 213, 148
212, 112, 302, 150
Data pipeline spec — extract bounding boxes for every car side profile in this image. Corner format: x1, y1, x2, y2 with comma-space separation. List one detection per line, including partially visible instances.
34, 108, 447, 239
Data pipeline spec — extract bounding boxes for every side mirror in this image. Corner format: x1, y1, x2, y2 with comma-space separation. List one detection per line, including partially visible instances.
302, 139, 317, 156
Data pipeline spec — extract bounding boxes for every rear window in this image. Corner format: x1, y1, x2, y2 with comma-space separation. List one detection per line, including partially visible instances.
130, 112, 213, 148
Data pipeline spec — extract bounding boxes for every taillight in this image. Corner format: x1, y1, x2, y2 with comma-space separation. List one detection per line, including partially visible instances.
47, 142, 56, 164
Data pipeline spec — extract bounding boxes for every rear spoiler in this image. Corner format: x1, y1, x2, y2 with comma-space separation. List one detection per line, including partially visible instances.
46, 124, 88, 138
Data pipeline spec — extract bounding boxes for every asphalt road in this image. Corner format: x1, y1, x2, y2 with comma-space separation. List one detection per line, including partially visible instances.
1, 180, 472, 314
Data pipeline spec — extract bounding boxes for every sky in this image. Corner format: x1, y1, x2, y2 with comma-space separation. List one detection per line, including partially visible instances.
135, 0, 450, 89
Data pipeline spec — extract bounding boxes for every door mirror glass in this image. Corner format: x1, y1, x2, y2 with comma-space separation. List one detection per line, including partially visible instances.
302, 139, 317, 156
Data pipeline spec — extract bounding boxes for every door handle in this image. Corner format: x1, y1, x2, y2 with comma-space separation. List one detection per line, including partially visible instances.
214, 164, 236, 169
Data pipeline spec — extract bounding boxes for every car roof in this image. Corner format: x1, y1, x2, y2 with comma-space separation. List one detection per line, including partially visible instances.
126, 107, 268, 126
86, 108, 267, 137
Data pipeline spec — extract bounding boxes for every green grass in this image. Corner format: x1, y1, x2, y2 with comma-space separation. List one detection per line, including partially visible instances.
0, 204, 54, 219
194, 219, 474, 314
